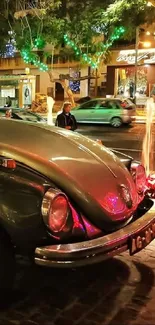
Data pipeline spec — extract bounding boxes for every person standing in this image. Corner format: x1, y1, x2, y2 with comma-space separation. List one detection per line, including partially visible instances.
55, 102, 77, 131
5, 96, 12, 107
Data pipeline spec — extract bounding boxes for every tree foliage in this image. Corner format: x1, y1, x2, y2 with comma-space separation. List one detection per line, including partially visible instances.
0, 0, 155, 61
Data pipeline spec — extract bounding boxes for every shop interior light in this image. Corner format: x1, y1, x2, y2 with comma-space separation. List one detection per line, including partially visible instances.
147, 1, 155, 6
143, 41, 151, 48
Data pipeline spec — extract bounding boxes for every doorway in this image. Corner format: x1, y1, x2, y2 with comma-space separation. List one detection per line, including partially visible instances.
55, 82, 64, 100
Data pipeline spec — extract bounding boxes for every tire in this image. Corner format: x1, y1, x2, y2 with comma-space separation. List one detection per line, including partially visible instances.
110, 117, 122, 128
0, 231, 15, 298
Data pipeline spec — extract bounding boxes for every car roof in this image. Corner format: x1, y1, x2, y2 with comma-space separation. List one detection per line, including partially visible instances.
0, 118, 115, 172
0, 119, 126, 220
0, 120, 65, 171
81, 98, 122, 103
90, 98, 121, 101
0, 107, 29, 112
0, 107, 45, 118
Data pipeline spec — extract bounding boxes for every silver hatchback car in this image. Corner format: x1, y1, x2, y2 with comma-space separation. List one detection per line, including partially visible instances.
72, 98, 136, 127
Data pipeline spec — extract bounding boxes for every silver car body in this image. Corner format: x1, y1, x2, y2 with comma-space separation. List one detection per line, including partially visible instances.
72, 98, 136, 125
0, 119, 155, 267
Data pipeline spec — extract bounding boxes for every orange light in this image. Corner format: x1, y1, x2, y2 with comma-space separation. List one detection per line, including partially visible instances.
147, 1, 155, 6
96, 139, 103, 145
143, 41, 151, 48
0, 158, 16, 169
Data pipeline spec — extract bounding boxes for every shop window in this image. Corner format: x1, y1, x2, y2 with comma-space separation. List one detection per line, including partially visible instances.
117, 66, 147, 98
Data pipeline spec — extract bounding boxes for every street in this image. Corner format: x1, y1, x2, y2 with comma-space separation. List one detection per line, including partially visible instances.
1, 244, 155, 325
78, 122, 155, 165
0, 122, 155, 325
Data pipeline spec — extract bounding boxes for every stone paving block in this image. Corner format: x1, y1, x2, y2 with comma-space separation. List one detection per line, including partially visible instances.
18, 321, 38, 325
1, 249, 155, 324
61, 303, 90, 321
87, 312, 105, 323
76, 319, 100, 325
0, 321, 20, 325
54, 317, 74, 325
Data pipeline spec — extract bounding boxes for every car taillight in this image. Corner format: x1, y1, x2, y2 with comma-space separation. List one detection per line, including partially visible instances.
130, 162, 147, 195
41, 189, 69, 233
0, 158, 16, 169
121, 102, 127, 108
49, 195, 68, 232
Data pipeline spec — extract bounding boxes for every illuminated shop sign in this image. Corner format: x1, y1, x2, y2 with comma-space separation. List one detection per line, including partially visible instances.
116, 49, 155, 64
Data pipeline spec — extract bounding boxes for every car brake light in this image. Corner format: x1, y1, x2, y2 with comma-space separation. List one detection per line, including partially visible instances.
49, 195, 68, 232
0, 158, 16, 169
121, 102, 127, 108
130, 162, 146, 195
41, 189, 69, 233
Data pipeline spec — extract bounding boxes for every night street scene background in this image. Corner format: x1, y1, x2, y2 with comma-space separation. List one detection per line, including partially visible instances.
1, 0, 155, 325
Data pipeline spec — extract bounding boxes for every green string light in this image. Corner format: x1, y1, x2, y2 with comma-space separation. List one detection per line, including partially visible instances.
21, 28, 125, 72
64, 26, 125, 69
20, 44, 49, 72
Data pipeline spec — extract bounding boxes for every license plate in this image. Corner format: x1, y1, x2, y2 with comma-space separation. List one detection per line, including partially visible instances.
129, 220, 155, 255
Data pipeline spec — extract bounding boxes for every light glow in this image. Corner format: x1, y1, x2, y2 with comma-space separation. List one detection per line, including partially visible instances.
147, 1, 155, 6
142, 98, 155, 176
143, 41, 151, 48
47, 96, 54, 126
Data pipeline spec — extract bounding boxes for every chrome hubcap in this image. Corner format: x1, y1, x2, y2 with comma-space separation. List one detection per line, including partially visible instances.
111, 118, 121, 127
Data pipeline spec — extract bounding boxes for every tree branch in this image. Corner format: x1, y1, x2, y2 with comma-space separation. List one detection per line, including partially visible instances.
59, 74, 100, 81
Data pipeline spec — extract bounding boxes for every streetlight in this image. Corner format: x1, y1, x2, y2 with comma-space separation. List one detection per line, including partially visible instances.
134, 1, 155, 105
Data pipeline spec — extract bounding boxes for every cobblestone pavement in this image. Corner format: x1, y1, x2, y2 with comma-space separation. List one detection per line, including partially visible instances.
0, 241, 155, 325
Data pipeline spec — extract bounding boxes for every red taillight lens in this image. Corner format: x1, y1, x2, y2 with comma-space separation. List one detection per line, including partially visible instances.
49, 195, 68, 232
41, 189, 69, 233
0, 158, 16, 169
130, 162, 146, 195
121, 102, 127, 108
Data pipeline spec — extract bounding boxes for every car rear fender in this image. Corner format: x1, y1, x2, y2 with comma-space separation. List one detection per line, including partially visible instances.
0, 162, 51, 249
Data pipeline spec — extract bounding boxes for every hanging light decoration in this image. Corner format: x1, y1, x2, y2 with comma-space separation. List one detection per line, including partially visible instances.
0, 30, 16, 58
20, 36, 49, 71
20, 45, 48, 72
34, 37, 46, 49
64, 26, 125, 69
21, 27, 125, 72
3, 42, 15, 58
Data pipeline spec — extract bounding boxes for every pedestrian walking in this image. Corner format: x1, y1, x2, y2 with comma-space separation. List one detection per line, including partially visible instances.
55, 102, 77, 131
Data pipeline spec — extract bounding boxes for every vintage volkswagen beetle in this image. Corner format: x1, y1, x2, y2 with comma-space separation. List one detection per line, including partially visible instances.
0, 119, 155, 292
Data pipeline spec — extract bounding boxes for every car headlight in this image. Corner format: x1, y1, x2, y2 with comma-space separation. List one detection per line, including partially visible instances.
41, 189, 71, 233
130, 162, 147, 195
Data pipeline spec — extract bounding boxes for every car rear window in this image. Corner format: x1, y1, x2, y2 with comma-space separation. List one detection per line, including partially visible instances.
118, 99, 135, 110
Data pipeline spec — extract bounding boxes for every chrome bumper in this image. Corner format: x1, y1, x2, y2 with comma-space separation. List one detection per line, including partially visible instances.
35, 199, 155, 268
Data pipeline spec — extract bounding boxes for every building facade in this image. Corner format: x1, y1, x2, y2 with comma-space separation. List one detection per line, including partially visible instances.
0, 55, 89, 107
1, 46, 155, 107
106, 48, 155, 99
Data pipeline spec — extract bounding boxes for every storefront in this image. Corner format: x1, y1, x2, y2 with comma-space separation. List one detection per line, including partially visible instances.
106, 48, 155, 100
0, 75, 36, 108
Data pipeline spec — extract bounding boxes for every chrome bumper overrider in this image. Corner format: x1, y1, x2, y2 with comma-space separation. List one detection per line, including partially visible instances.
35, 199, 155, 268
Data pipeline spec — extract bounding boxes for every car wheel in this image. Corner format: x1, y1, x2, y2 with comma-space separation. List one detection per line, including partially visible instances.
0, 231, 15, 298
110, 117, 122, 128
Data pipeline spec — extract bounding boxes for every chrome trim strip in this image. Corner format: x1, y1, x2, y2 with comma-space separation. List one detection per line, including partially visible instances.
35, 199, 155, 266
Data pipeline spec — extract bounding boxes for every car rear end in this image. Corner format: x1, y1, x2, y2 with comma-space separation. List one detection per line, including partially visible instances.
119, 99, 136, 124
